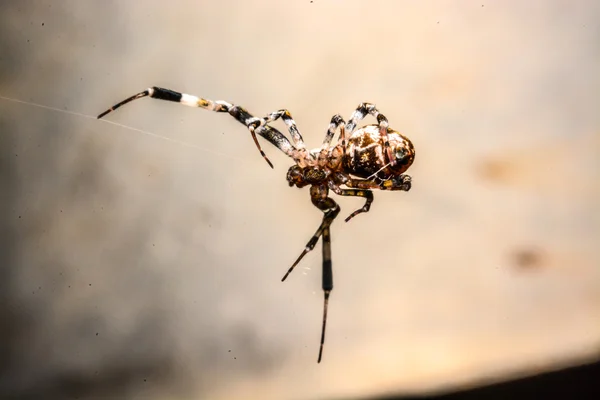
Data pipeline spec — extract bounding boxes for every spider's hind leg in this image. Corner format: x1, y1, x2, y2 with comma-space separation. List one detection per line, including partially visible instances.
345, 103, 395, 166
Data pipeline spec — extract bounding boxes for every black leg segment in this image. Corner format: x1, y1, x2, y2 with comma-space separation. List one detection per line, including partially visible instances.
97, 86, 295, 167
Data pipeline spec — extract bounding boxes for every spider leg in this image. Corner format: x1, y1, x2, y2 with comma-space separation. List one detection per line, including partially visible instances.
312, 114, 346, 167
281, 187, 340, 281
319, 225, 332, 363
328, 181, 374, 223
345, 174, 412, 192
97, 86, 295, 167
322, 114, 346, 149
345, 103, 395, 166
280, 185, 339, 363
247, 109, 306, 150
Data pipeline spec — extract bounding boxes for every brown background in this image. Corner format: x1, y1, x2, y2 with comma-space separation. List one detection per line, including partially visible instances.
1, 1, 599, 399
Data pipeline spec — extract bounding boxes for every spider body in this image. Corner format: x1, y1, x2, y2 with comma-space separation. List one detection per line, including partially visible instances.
287, 124, 414, 198
344, 124, 415, 179
98, 87, 414, 363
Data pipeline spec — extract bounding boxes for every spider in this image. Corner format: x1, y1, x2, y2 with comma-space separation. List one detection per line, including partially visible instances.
98, 87, 415, 363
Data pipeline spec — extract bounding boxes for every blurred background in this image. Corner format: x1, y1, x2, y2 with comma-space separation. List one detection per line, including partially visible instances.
0, 1, 599, 399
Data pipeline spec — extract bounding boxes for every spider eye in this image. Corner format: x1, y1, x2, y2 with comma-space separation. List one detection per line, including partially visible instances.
395, 149, 409, 165
391, 144, 414, 173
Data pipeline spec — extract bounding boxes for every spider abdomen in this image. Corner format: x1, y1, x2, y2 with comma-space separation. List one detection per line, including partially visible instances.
343, 124, 415, 180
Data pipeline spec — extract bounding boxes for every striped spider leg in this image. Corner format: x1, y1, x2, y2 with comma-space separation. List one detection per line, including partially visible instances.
345, 103, 398, 169
98, 89, 415, 363
280, 183, 340, 363
97, 86, 297, 167
283, 105, 414, 362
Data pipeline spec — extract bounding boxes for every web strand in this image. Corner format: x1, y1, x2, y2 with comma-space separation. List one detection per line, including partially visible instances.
0, 94, 246, 163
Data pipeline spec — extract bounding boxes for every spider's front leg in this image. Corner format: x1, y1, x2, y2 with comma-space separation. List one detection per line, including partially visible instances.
345, 103, 395, 166
97, 86, 295, 168
246, 109, 306, 151
281, 184, 340, 363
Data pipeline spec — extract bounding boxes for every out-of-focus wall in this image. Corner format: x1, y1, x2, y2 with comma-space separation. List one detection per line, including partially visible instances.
1, 1, 598, 399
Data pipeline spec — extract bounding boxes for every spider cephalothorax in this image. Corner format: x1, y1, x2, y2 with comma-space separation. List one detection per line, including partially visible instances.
98, 87, 415, 363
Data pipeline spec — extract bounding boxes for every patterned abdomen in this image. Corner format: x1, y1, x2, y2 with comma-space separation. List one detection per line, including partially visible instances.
343, 124, 415, 180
